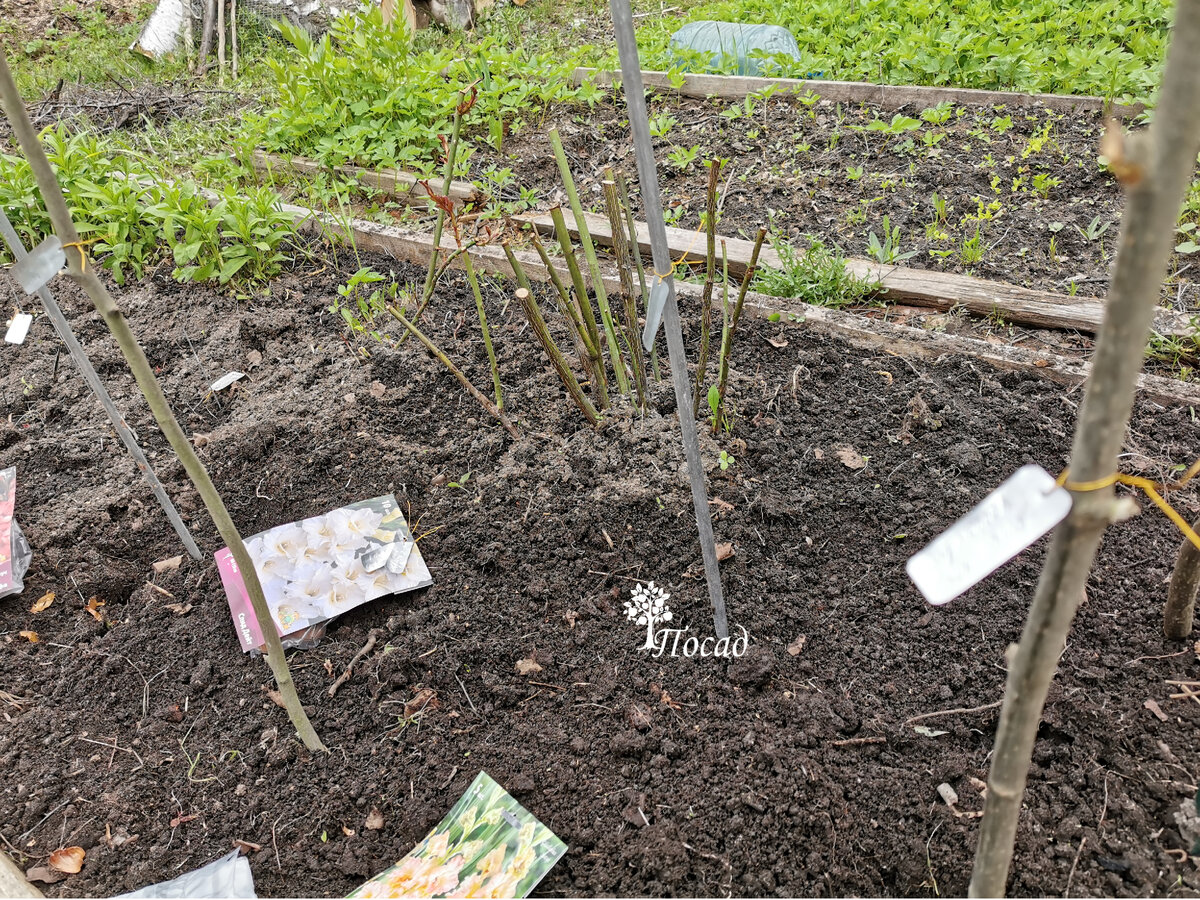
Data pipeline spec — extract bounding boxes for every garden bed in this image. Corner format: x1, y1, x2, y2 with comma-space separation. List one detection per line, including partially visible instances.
2, 249, 1199, 897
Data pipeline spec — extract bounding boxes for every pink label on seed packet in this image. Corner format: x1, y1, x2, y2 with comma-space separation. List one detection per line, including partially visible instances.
218, 494, 433, 652
0, 467, 15, 594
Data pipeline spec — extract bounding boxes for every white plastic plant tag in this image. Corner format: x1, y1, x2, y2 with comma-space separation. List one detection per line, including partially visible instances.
642, 276, 669, 352
906, 464, 1072, 606
210, 371, 245, 392
5, 312, 33, 345
9, 236, 65, 294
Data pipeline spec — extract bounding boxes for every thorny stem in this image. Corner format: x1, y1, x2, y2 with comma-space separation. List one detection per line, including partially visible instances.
551, 205, 609, 406
601, 178, 647, 406
526, 233, 605, 399
714, 227, 766, 432
0, 49, 326, 752
969, 2, 1200, 893
548, 126, 630, 396
692, 159, 721, 418
460, 251, 504, 412
505, 255, 601, 426
387, 308, 520, 439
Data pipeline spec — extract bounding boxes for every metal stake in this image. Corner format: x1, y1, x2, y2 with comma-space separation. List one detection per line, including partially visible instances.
0, 209, 202, 560
608, 0, 729, 640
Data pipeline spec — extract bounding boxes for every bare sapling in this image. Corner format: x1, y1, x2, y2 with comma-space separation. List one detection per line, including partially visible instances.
969, 2, 1200, 893
0, 49, 326, 752
195, 0, 216, 74
386, 307, 519, 438
616, 169, 661, 382
216, 0, 226, 84
714, 227, 766, 432
601, 178, 647, 405
547, 126, 630, 396
691, 159, 721, 417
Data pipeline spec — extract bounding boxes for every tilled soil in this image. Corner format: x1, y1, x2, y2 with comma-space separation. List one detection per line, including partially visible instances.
1, 252, 1199, 898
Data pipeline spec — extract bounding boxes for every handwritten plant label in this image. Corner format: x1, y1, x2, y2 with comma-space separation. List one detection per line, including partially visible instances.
350, 772, 566, 899
217, 494, 432, 651
906, 464, 1071, 606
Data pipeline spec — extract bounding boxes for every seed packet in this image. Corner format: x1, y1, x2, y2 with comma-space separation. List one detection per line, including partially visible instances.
349, 772, 567, 899
0, 467, 32, 599
217, 494, 432, 652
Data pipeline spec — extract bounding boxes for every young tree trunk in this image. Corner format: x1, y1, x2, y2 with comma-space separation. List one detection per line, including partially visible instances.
0, 49, 327, 754
1165, 522, 1200, 637
969, 2, 1200, 894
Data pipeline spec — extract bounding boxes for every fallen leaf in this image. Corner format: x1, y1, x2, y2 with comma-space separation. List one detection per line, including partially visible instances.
25, 866, 65, 885
153, 556, 182, 575
30, 591, 54, 613
323, 659, 335, 677
1144, 698, 1169, 722
169, 813, 199, 828
342, 825, 356, 837
786, 635, 807, 656
515, 657, 543, 676
1033, 359, 1050, 368
767, 335, 788, 348
710, 497, 735, 512
913, 726, 949, 737
369, 381, 386, 399
164, 603, 192, 616
563, 610, 578, 629
365, 808, 384, 831
403, 688, 439, 720
836, 446, 866, 470
48, 846, 85, 874
246, 350, 263, 368
267, 689, 286, 709
812, 447, 824, 460
233, 839, 261, 854
715, 542, 735, 562
85, 597, 105, 621
18, 630, 38, 643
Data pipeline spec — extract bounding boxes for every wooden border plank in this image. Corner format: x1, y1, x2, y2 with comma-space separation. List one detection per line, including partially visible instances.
573, 68, 1144, 118
252, 150, 479, 208
520, 210, 1189, 337
276, 202, 1200, 408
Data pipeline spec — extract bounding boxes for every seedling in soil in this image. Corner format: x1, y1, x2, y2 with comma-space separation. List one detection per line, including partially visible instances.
866, 216, 919, 264
1075, 215, 1113, 243
718, 450, 735, 471
668, 144, 701, 171
1031, 172, 1061, 199
846, 164, 864, 181
960, 227, 986, 265
920, 101, 955, 125
753, 232, 875, 308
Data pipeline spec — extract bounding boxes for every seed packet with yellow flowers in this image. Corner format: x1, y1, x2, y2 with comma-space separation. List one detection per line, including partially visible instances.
350, 772, 567, 899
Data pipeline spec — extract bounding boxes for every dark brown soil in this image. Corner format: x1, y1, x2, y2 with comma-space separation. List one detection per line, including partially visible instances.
2, 251, 1199, 898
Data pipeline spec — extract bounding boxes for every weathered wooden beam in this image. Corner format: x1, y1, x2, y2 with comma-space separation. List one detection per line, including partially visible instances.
252, 150, 479, 209
573, 68, 1145, 118
522, 210, 1190, 337
276, 202, 1200, 408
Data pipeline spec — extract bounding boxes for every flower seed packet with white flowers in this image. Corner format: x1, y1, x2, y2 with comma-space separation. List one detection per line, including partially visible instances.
349, 771, 566, 899
217, 495, 432, 652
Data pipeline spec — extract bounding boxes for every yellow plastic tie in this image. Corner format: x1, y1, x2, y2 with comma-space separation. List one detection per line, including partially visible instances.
61, 240, 93, 274
652, 219, 708, 280
1057, 461, 1200, 552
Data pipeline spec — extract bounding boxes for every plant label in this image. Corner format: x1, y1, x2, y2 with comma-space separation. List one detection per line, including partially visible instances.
5, 312, 32, 345
642, 276, 670, 352
9, 236, 64, 295
906, 464, 1071, 606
